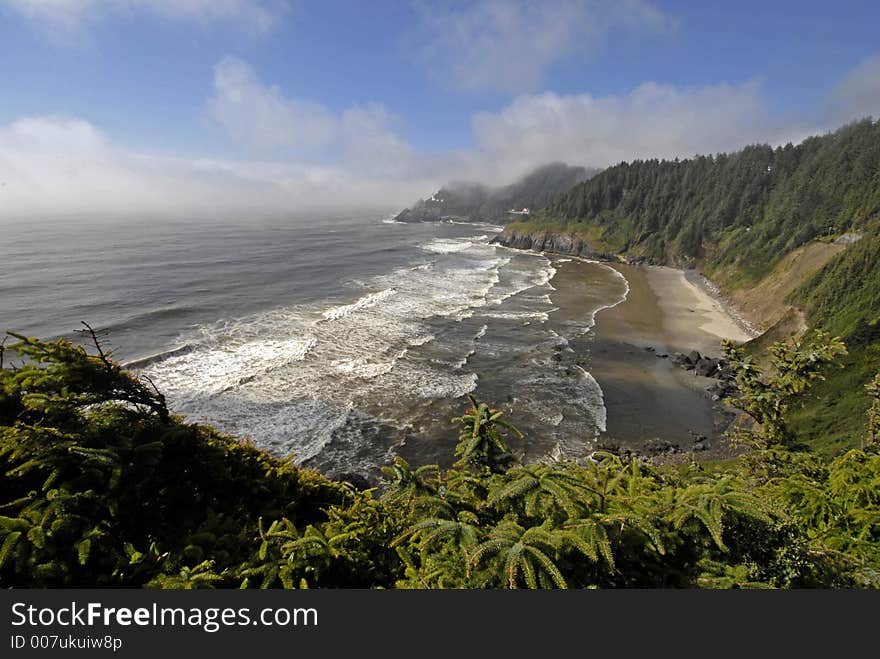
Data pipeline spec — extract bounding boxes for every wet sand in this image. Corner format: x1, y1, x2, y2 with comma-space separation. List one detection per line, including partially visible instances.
574, 262, 753, 455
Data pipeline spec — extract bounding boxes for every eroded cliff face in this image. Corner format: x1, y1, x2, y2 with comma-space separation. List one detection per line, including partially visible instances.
490, 229, 613, 260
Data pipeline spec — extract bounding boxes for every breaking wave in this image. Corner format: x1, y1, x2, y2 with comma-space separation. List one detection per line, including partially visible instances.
133, 225, 617, 472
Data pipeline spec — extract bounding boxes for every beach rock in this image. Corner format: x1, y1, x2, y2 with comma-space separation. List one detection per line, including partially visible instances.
656, 353, 669, 358
693, 442, 707, 452
687, 350, 702, 364
644, 346, 655, 352
643, 438, 679, 456
695, 357, 718, 377
708, 380, 738, 400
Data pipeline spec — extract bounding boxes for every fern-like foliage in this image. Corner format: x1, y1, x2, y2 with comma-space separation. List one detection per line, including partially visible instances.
723, 330, 847, 446
487, 462, 601, 521
470, 519, 567, 589
2, 330, 875, 589
669, 475, 776, 552
452, 394, 523, 472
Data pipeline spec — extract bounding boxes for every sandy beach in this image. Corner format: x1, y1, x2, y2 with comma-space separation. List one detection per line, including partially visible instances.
557, 261, 755, 457
646, 266, 755, 355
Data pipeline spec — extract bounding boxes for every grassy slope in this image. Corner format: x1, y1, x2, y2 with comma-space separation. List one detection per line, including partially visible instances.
786, 226, 880, 455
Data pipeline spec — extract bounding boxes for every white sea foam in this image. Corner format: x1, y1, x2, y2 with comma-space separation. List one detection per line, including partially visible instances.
322, 288, 397, 321
547, 329, 570, 349
138, 236, 525, 468
534, 264, 557, 287
137, 226, 602, 472
420, 237, 475, 254
574, 365, 607, 433
539, 412, 565, 427
528, 293, 554, 305
333, 349, 408, 379
440, 219, 503, 231
481, 309, 557, 322
142, 332, 318, 398
485, 255, 553, 305
580, 264, 630, 334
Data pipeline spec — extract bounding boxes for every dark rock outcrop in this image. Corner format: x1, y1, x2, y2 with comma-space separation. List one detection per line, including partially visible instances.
490, 229, 613, 259
694, 356, 718, 377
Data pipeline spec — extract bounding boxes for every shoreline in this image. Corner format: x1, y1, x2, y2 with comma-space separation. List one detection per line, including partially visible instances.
683, 269, 762, 339
492, 240, 760, 459
561, 260, 754, 460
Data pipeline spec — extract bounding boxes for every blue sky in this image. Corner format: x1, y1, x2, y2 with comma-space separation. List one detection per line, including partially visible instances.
1, 0, 879, 216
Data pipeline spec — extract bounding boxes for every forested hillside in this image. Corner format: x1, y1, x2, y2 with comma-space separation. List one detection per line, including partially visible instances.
499, 118, 880, 453
537, 119, 880, 283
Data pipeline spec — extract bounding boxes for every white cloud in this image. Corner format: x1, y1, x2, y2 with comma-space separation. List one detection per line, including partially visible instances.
411, 0, 672, 93
0, 83, 805, 219
469, 81, 814, 179
209, 57, 338, 151
5, 55, 878, 220
0, 115, 433, 218
208, 57, 415, 177
826, 54, 880, 124
1, 0, 286, 35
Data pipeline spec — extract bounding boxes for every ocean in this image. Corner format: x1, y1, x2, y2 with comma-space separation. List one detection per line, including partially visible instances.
0, 213, 628, 476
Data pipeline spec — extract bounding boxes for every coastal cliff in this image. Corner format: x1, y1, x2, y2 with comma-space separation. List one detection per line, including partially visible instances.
490, 227, 614, 259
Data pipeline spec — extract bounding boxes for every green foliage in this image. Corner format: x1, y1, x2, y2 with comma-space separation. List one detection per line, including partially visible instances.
0, 332, 344, 587
470, 519, 567, 589
766, 446, 880, 586
782, 225, 880, 452
786, 340, 880, 456
452, 394, 523, 472
533, 119, 880, 282
868, 375, 880, 446
797, 222, 880, 339
723, 330, 847, 446
2, 331, 878, 589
